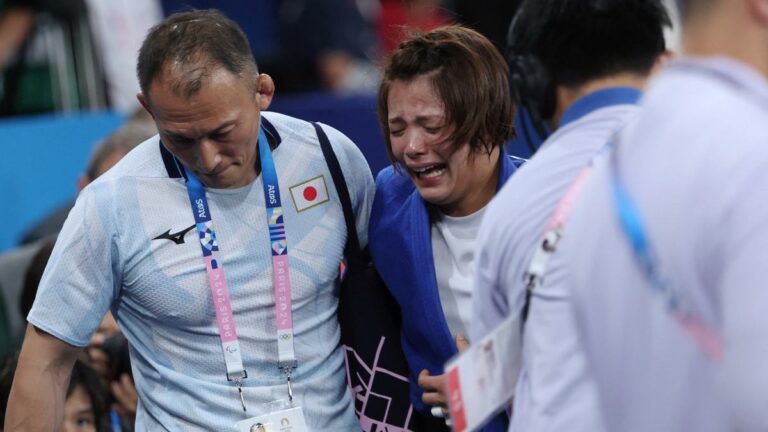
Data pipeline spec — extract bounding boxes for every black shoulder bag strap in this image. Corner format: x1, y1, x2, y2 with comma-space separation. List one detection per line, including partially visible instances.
312, 122, 364, 265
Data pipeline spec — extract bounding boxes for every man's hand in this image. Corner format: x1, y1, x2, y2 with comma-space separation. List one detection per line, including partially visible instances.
418, 333, 470, 409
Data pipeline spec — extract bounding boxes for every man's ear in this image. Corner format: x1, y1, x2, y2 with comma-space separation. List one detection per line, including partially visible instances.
76, 174, 91, 193
749, 0, 768, 25
136, 92, 154, 119
255, 74, 275, 111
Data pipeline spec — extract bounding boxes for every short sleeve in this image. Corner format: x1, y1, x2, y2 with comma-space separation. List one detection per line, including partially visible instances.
27, 182, 121, 347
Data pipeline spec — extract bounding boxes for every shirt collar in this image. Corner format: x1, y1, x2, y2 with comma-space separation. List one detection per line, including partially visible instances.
558, 87, 643, 129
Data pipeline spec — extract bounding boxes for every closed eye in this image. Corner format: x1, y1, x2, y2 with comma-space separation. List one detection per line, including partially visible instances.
210, 131, 231, 141
170, 137, 195, 148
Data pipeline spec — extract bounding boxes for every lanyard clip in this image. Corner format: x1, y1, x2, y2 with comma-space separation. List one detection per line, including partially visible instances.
281, 367, 295, 402
286, 373, 294, 402
235, 378, 247, 412
279, 363, 297, 402
227, 371, 248, 412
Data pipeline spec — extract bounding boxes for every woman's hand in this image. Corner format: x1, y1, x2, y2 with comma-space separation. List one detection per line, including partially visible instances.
418, 333, 470, 410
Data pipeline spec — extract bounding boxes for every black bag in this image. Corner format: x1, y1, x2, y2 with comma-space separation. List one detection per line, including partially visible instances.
314, 123, 448, 432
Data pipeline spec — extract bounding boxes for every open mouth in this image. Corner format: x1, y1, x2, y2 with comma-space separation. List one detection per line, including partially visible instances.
411, 164, 447, 179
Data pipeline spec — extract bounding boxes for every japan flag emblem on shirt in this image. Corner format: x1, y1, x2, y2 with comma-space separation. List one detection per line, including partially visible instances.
289, 175, 330, 213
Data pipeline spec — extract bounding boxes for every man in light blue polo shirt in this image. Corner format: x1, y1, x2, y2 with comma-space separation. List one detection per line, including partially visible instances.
471, 1, 671, 431
562, 0, 768, 430
7, 10, 373, 431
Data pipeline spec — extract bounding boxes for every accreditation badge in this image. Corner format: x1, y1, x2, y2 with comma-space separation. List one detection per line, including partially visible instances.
235, 400, 308, 432
444, 315, 522, 432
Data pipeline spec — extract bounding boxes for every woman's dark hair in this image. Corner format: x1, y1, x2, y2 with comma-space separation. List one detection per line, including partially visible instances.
378, 25, 516, 163
70, 358, 111, 432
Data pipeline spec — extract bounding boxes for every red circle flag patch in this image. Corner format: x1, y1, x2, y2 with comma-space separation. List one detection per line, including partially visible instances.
303, 186, 318, 201
289, 175, 330, 212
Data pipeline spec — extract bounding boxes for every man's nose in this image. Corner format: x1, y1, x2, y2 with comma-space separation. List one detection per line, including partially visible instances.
198, 139, 221, 173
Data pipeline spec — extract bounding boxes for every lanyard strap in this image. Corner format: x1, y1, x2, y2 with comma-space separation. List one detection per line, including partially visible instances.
181, 127, 298, 411
609, 148, 723, 361
257, 128, 298, 376
184, 165, 246, 382
522, 167, 592, 325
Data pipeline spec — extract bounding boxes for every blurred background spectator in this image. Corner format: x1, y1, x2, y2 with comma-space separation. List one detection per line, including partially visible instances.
1, 354, 112, 431
19, 109, 155, 246
82, 0, 162, 113
0, 113, 156, 354
0, 0, 161, 117
156, 0, 517, 94
378, 0, 451, 56
0, 0, 108, 116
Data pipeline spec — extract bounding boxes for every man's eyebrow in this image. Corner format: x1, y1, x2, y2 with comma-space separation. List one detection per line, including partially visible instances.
161, 130, 191, 140
161, 121, 237, 139
209, 120, 237, 134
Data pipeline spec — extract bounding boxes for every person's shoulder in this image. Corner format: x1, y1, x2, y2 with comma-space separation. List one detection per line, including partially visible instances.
263, 112, 356, 155
369, 166, 416, 237
266, 111, 372, 174
374, 165, 415, 202
261, 111, 309, 139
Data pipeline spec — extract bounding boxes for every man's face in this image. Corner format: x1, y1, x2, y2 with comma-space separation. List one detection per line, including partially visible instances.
140, 66, 274, 189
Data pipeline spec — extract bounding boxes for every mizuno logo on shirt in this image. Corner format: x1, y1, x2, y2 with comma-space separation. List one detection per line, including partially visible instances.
153, 224, 196, 245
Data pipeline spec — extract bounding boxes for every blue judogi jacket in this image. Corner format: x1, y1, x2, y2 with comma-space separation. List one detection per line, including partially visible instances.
369, 151, 524, 432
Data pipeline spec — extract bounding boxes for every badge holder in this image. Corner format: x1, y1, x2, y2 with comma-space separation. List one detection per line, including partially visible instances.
444, 315, 522, 432
235, 398, 308, 432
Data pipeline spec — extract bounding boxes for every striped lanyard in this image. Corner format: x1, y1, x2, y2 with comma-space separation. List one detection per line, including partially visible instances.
609, 147, 723, 361
183, 128, 298, 412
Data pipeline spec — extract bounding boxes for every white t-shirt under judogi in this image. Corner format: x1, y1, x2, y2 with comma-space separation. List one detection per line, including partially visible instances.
564, 58, 768, 432
472, 87, 641, 432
